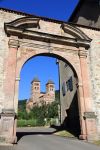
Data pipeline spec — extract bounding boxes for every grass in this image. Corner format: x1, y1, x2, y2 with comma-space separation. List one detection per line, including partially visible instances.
93, 140, 100, 146
17, 119, 37, 127
54, 130, 75, 138
17, 118, 58, 127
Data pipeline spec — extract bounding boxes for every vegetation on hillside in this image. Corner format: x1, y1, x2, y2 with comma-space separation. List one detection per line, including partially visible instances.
18, 90, 60, 127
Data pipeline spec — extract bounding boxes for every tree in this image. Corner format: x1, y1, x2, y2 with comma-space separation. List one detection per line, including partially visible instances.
55, 90, 60, 104
47, 101, 58, 118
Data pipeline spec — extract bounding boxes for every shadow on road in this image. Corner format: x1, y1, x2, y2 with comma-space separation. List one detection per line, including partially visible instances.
16, 125, 78, 143
16, 127, 57, 142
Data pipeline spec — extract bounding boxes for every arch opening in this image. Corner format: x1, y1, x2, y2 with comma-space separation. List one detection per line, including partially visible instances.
17, 53, 81, 140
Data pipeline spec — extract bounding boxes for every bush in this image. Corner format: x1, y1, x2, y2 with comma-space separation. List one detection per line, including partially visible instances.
36, 118, 45, 126
17, 119, 45, 127
18, 100, 59, 127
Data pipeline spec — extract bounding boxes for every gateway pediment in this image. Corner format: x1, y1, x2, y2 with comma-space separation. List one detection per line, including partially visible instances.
4, 17, 91, 48
61, 23, 91, 41
5, 17, 40, 29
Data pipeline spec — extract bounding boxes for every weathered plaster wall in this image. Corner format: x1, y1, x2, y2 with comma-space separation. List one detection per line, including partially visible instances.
59, 60, 77, 122
59, 60, 80, 134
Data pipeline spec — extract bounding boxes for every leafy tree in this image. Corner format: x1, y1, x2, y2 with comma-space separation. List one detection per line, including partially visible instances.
55, 90, 60, 103
18, 99, 27, 111
47, 101, 58, 118
18, 91, 60, 126
18, 110, 27, 119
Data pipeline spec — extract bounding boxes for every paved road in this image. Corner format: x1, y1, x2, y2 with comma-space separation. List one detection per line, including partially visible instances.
0, 127, 100, 150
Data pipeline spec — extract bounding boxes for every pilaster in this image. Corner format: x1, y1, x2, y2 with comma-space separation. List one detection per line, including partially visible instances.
4, 37, 19, 109
0, 109, 17, 144
78, 47, 97, 141
0, 37, 20, 144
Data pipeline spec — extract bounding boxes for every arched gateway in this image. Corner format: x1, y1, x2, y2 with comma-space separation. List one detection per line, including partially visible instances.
0, 16, 97, 143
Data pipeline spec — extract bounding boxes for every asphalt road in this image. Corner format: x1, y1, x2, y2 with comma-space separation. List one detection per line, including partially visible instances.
0, 127, 100, 150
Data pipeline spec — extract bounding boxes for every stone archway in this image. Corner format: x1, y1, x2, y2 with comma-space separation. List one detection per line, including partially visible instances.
0, 16, 97, 143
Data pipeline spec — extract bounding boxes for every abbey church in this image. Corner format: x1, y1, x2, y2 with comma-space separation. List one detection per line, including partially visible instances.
26, 78, 55, 112
0, 0, 100, 143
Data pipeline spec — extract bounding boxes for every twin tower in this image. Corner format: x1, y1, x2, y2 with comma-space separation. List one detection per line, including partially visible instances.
26, 77, 55, 112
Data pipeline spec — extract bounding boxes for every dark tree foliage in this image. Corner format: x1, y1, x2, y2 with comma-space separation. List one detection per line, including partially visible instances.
18, 99, 27, 112
47, 101, 59, 118
55, 90, 60, 103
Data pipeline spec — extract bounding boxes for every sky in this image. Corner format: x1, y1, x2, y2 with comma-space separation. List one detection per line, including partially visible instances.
0, 0, 79, 21
19, 56, 59, 100
0, 0, 79, 100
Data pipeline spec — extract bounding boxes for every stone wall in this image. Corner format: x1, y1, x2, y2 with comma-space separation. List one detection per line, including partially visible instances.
0, 9, 100, 142
0, 10, 24, 112
69, 0, 100, 28
79, 27, 100, 133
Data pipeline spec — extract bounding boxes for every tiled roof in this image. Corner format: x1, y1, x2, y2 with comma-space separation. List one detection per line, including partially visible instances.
46, 80, 54, 84
31, 77, 40, 83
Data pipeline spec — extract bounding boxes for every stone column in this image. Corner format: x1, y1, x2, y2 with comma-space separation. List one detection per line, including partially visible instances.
0, 37, 19, 144
14, 77, 20, 113
4, 38, 19, 109
77, 83, 87, 140
78, 47, 97, 141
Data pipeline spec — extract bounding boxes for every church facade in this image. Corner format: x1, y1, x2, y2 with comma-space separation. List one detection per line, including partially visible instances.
26, 78, 55, 112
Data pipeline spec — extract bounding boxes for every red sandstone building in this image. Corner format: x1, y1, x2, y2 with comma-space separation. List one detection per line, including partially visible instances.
26, 78, 55, 112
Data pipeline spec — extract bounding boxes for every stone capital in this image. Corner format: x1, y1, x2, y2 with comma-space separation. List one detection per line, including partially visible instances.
78, 48, 88, 58
8, 39, 20, 49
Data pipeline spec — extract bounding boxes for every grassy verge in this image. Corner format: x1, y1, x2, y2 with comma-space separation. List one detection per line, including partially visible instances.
17, 118, 58, 127
54, 130, 75, 138
93, 140, 100, 146
17, 119, 37, 127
